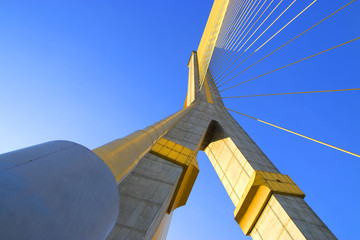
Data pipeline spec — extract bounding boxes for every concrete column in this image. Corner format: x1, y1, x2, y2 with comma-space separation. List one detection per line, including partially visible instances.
93, 102, 196, 185
106, 153, 183, 240
152, 213, 173, 240
250, 194, 337, 239
0, 141, 119, 240
203, 116, 337, 239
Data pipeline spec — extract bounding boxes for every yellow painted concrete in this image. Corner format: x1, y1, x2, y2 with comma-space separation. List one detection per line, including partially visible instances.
150, 138, 199, 212
197, 0, 229, 89
234, 170, 305, 235
93, 103, 197, 184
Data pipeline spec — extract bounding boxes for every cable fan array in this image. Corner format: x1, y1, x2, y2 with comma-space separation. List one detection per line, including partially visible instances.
204, 0, 359, 157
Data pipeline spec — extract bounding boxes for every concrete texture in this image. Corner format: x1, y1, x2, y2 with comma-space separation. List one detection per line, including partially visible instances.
250, 194, 337, 239
152, 213, 173, 240
0, 140, 119, 240
106, 153, 183, 240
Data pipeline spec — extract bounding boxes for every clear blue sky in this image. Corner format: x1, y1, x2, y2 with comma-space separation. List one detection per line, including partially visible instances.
0, 1, 359, 239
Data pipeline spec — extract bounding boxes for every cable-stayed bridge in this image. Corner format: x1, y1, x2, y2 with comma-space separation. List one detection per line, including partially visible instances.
0, 0, 359, 239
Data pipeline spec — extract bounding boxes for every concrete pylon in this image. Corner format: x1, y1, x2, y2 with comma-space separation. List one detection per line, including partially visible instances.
93, 51, 337, 239
0, 51, 337, 239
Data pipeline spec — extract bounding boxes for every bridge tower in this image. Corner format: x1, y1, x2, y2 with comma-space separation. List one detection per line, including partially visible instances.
0, 0, 339, 239
95, 50, 336, 240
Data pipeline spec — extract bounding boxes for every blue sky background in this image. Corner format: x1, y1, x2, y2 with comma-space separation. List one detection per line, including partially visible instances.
0, 1, 359, 239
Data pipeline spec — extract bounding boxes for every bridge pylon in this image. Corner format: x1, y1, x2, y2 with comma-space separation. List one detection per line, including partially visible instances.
0, 0, 339, 238
95, 51, 336, 240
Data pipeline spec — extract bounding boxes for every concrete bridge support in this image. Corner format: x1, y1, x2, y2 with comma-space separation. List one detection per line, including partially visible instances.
0, 52, 337, 240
